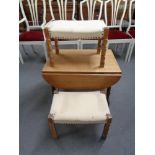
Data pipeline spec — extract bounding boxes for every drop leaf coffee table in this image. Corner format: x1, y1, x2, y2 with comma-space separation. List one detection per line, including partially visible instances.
42, 20, 122, 140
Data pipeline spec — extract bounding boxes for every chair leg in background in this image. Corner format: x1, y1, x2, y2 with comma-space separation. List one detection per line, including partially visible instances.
21, 44, 28, 56
121, 43, 126, 54
43, 43, 48, 62
79, 40, 82, 49
114, 44, 118, 53
127, 41, 135, 62
102, 114, 112, 140
31, 45, 38, 55
76, 41, 79, 49
77, 40, 80, 49
48, 118, 58, 139
116, 44, 120, 55
19, 50, 24, 64
125, 41, 132, 62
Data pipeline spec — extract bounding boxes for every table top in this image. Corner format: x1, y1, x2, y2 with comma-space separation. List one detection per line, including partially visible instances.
42, 49, 121, 75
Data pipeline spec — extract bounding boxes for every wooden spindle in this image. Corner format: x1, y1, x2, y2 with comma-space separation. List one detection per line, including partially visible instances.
54, 38, 59, 54
44, 28, 54, 66
97, 38, 101, 54
100, 28, 109, 67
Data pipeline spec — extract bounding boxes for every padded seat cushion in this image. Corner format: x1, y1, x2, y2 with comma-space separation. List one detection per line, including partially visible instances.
19, 31, 44, 41
49, 91, 111, 124
45, 20, 106, 39
108, 29, 132, 39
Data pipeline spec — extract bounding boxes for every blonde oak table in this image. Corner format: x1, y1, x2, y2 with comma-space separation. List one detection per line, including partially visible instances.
42, 49, 121, 91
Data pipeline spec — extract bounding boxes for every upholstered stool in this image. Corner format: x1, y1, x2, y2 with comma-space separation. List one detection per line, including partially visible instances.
48, 91, 112, 139
45, 20, 106, 39
44, 20, 109, 67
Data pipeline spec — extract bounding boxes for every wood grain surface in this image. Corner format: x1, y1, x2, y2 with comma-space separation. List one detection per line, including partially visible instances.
42, 49, 121, 74
42, 49, 121, 90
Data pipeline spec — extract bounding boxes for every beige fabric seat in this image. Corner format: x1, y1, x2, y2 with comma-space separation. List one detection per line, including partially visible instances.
48, 91, 111, 124
45, 20, 106, 39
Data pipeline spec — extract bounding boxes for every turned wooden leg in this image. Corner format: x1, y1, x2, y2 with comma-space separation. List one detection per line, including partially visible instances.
48, 117, 58, 139
97, 38, 101, 54
102, 114, 112, 140
106, 87, 111, 105
54, 38, 59, 55
100, 28, 109, 67
44, 28, 54, 66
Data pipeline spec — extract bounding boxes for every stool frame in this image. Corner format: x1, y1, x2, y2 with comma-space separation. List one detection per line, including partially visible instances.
48, 88, 112, 140
43, 27, 109, 67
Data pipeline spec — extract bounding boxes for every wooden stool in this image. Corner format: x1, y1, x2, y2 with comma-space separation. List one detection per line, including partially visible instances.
48, 91, 112, 140
43, 20, 109, 67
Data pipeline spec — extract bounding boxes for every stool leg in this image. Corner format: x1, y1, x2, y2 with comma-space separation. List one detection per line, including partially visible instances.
102, 114, 112, 140
100, 28, 109, 67
48, 118, 58, 139
97, 38, 101, 54
54, 38, 59, 54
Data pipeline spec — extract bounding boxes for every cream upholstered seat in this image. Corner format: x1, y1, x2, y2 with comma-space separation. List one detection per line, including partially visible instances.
45, 20, 106, 39
48, 91, 111, 124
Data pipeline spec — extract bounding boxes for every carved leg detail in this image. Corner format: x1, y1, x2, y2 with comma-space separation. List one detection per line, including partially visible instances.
100, 28, 109, 67
102, 114, 112, 140
44, 28, 54, 66
48, 118, 58, 139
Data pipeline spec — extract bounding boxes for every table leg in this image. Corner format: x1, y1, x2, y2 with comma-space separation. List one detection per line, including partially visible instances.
106, 87, 111, 105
